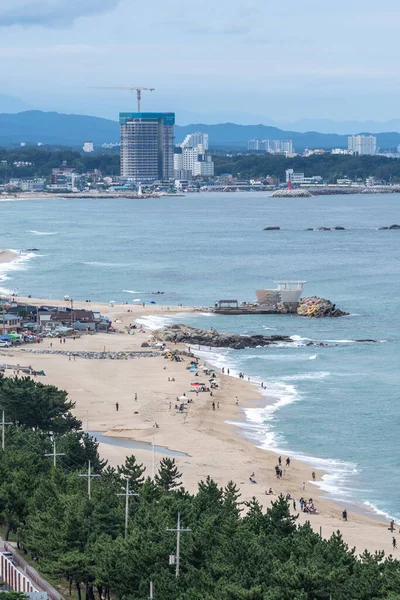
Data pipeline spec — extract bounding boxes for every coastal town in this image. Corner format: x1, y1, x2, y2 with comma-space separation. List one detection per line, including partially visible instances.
2, 131, 400, 199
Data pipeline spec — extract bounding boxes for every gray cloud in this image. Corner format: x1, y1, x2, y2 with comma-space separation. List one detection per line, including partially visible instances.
0, 0, 122, 27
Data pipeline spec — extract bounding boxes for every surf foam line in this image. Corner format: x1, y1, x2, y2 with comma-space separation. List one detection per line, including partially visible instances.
0, 251, 38, 295
26, 230, 58, 235
134, 313, 396, 522
177, 340, 394, 522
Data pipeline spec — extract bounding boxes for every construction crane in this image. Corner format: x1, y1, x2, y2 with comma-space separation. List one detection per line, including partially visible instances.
89, 86, 155, 113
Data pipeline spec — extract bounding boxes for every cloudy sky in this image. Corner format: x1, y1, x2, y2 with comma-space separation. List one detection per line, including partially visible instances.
1, 0, 400, 125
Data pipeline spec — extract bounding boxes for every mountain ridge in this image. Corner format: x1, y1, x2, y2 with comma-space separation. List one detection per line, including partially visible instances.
1, 110, 400, 150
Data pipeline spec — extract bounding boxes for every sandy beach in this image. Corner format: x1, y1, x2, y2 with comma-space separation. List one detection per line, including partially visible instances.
0, 250, 18, 264
0, 292, 396, 555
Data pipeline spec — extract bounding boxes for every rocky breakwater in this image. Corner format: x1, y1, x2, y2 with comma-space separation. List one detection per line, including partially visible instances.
21, 349, 161, 359
154, 324, 293, 350
297, 297, 349, 318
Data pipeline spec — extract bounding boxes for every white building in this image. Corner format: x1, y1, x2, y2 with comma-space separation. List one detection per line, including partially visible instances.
83, 141, 94, 153
248, 139, 293, 154
175, 137, 214, 178
8, 178, 46, 192
181, 132, 209, 150
332, 148, 351, 155
348, 135, 377, 156
248, 139, 261, 151
285, 169, 323, 185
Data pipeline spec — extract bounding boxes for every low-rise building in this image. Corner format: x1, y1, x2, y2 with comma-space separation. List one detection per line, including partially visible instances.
0, 314, 22, 333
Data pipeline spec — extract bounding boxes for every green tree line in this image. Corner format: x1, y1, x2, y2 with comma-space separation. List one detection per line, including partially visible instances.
214, 153, 400, 183
0, 148, 120, 182
1, 374, 400, 599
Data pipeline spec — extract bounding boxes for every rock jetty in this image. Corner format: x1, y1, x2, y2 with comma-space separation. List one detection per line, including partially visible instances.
297, 297, 349, 318
21, 349, 160, 359
271, 189, 312, 198
154, 324, 293, 350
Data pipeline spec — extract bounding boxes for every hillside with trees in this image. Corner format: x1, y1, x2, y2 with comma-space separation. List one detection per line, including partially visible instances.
0, 374, 400, 599
214, 153, 400, 183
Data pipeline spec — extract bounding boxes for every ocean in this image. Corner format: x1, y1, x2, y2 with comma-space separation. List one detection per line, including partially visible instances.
1, 192, 399, 520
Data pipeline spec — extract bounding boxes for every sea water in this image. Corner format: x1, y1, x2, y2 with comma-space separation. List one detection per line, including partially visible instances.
1, 192, 399, 519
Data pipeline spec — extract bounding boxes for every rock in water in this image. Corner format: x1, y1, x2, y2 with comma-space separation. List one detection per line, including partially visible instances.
263, 226, 281, 230
297, 296, 349, 318
154, 324, 293, 349
389, 224, 400, 229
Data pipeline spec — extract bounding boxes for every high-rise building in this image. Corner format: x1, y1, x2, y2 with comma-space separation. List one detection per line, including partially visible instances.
119, 112, 175, 181
248, 139, 294, 154
181, 132, 209, 150
348, 135, 377, 156
175, 135, 214, 178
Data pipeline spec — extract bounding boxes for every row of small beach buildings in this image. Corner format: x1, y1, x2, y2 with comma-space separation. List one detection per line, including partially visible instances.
0, 302, 111, 337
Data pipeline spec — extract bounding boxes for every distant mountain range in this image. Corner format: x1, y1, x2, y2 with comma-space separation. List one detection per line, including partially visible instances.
1, 111, 400, 151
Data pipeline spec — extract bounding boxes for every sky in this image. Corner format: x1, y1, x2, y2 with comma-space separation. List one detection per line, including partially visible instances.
1, 0, 400, 126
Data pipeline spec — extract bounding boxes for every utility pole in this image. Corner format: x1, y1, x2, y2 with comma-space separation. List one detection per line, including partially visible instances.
44, 439, 65, 468
79, 460, 101, 499
116, 478, 139, 538
0, 411, 12, 450
152, 437, 155, 479
166, 512, 191, 578
149, 581, 153, 599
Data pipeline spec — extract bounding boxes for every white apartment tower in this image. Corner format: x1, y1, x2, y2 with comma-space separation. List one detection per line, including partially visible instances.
348, 135, 377, 156
181, 132, 209, 150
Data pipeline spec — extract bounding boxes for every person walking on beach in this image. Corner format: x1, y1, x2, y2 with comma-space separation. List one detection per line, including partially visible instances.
115, 402, 119, 412
286, 457, 291, 467
393, 537, 397, 550
227, 368, 230, 375
293, 499, 296, 511
217, 402, 220, 409
312, 471, 316, 481
235, 396, 239, 405
278, 456, 282, 466
135, 393, 137, 401
342, 509, 347, 522
212, 401, 215, 411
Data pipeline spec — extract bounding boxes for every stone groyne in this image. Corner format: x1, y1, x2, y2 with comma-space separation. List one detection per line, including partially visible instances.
21, 349, 161, 359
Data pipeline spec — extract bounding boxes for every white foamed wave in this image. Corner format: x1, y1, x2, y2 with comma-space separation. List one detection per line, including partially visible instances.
363, 501, 395, 522
123, 290, 141, 294
291, 335, 311, 341
309, 354, 317, 360
291, 453, 360, 502
83, 261, 130, 267
27, 230, 58, 235
278, 371, 330, 382
136, 312, 189, 330
0, 251, 37, 295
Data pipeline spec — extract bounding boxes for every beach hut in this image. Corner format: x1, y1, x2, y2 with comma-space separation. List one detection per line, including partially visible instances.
141, 342, 150, 348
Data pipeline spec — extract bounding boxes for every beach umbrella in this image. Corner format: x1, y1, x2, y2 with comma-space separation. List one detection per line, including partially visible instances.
8, 333, 20, 338
191, 382, 203, 386
0, 334, 11, 340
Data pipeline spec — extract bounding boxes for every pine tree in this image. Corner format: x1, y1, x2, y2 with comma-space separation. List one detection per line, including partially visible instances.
154, 457, 182, 491
117, 455, 146, 491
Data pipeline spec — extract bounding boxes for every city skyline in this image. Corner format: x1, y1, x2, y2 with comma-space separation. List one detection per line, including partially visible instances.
2, 0, 400, 126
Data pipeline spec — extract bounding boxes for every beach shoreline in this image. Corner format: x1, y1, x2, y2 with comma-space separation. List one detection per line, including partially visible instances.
0, 292, 396, 554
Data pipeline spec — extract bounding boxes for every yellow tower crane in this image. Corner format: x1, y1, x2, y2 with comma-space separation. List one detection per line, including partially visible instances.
89, 86, 155, 113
